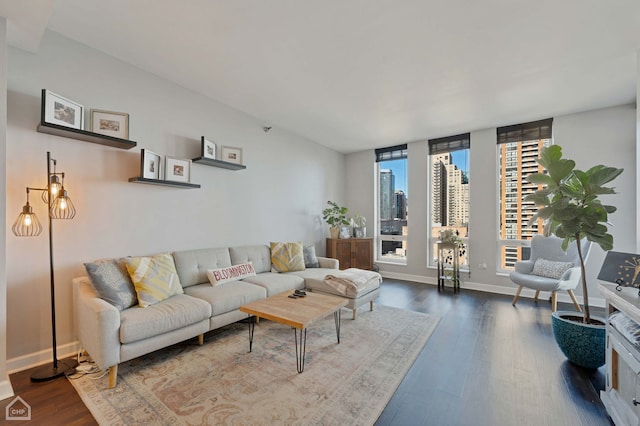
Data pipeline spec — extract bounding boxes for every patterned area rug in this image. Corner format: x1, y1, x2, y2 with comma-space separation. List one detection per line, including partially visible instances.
70, 304, 439, 425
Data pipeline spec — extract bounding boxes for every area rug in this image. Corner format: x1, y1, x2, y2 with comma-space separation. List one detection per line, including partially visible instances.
70, 304, 439, 425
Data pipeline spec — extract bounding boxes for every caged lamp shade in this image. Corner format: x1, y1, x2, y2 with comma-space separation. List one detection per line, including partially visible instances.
49, 188, 76, 219
12, 201, 43, 236
40, 173, 62, 204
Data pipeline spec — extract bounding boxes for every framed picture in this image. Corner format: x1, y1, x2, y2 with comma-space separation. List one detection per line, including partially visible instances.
141, 149, 161, 180
339, 226, 352, 239
165, 157, 191, 183
221, 145, 243, 164
42, 89, 84, 129
90, 109, 129, 139
201, 136, 216, 159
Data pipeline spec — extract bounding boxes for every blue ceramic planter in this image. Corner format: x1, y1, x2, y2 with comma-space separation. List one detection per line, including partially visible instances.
551, 310, 606, 369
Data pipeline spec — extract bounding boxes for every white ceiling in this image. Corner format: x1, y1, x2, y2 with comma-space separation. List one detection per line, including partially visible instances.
2, 0, 640, 153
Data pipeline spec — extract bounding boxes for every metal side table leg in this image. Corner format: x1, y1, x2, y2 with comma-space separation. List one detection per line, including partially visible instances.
294, 328, 307, 373
248, 315, 256, 352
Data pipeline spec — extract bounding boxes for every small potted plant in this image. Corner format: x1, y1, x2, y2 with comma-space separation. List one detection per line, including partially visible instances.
322, 201, 349, 239
352, 213, 366, 238
439, 228, 461, 244
525, 144, 623, 368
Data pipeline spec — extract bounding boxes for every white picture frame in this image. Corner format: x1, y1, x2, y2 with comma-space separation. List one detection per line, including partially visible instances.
165, 157, 191, 183
141, 149, 161, 180
90, 109, 129, 139
201, 137, 216, 160
221, 145, 243, 164
43, 89, 84, 129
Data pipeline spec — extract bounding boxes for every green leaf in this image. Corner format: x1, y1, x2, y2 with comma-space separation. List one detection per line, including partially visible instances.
526, 173, 555, 186
585, 233, 614, 251
554, 205, 579, 221
590, 187, 617, 195
524, 193, 550, 206
538, 145, 562, 169
546, 159, 575, 183
538, 207, 554, 220
587, 166, 624, 187
573, 170, 588, 187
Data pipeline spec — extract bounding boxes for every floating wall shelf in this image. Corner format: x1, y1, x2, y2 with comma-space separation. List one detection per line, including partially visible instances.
128, 177, 201, 189
37, 121, 138, 150
192, 156, 246, 171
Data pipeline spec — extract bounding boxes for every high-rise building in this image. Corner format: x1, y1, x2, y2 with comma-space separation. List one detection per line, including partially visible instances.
431, 153, 468, 227
379, 169, 394, 221
431, 154, 448, 226
499, 140, 548, 268
394, 190, 406, 219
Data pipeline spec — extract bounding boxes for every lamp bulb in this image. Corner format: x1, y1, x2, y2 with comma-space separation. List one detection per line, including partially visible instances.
60, 198, 67, 210
24, 215, 32, 226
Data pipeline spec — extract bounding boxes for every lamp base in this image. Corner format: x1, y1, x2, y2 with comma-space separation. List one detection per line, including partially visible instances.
30, 358, 79, 382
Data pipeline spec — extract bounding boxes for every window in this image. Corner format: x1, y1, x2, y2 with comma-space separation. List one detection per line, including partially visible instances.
428, 133, 470, 269
497, 118, 552, 271
375, 144, 408, 264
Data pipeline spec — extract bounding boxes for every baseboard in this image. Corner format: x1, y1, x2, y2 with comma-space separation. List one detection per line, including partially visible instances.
379, 272, 606, 309
0, 377, 14, 401
7, 341, 82, 374
379, 271, 437, 285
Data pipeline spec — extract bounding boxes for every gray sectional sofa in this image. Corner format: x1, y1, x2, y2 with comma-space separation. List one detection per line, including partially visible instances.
73, 245, 342, 388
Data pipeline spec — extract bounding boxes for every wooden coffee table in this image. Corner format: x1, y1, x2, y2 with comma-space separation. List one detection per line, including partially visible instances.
239, 291, 348, 373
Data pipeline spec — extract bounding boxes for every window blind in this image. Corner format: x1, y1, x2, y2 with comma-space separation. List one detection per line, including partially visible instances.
428, 133, 470, 155
497, 118, 553, 144
375, 144, 407, 162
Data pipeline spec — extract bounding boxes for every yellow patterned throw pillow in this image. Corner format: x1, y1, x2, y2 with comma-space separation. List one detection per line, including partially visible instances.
270, 241, 305, 273
124, 253, 184, 307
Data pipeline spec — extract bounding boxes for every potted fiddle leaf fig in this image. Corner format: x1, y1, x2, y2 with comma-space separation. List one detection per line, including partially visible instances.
322, 201, 349, 239
525, 144, 623, 368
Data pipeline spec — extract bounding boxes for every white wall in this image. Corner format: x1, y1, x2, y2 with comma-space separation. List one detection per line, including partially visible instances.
554, 106, 637, 289
637, 50, 640, 252
5, 31, 345, 370
346, 104, 637, 304
0, 16, 15, 399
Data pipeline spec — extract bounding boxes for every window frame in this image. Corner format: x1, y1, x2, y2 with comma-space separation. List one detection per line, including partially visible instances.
496, 119, 553, 273
374, 145, 408, 265
427, 134, 470, 270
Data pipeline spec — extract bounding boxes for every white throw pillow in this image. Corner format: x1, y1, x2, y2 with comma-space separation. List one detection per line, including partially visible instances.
532, 258, 574, 279
207, 262, 256, 286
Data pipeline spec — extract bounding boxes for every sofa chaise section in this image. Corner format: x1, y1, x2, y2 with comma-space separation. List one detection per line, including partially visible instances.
73, 276, 211, 388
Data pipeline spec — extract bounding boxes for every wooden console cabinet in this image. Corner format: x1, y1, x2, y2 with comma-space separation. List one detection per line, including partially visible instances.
326, 238, 373, 270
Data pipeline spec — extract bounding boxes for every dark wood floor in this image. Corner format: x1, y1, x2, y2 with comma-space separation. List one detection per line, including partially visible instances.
375, 279, 612, 426
0, 279, 612, 425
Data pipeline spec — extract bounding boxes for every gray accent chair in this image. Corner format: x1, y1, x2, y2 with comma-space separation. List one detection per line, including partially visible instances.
510, 235, 591, 311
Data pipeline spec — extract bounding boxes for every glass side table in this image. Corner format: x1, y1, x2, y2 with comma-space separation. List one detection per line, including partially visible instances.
437, 241, 460, 293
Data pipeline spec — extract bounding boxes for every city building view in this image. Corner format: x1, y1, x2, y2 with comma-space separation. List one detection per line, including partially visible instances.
498, 139, 549, 269
430, 151, 469, 267
379, 166, 408, 260
378, 137, 546, 270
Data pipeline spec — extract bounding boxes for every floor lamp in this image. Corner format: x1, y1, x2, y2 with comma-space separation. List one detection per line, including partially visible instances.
12, 152, 78, 381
